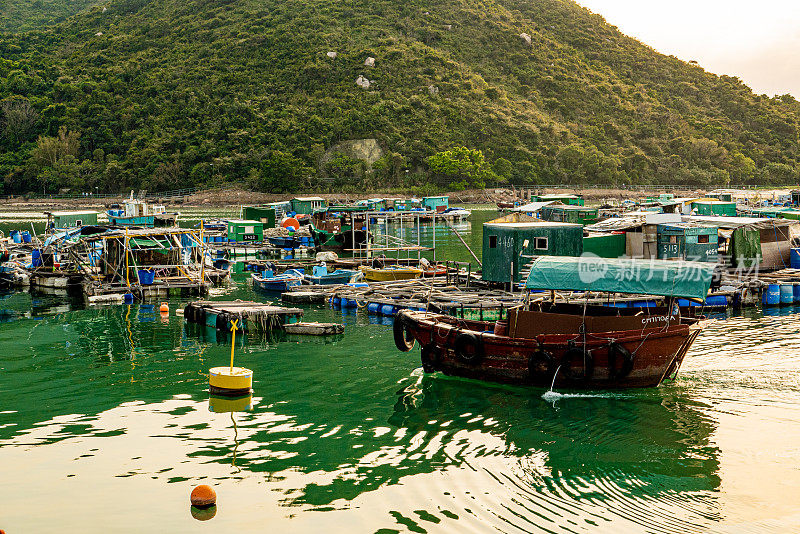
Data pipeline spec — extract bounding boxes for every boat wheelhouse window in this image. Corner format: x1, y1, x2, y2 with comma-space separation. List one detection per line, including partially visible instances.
489, 235, 497, 248
535, 237, 548, 250
244, 226, 254, 234
76, 220, 82, 227
698, 234, 710, 243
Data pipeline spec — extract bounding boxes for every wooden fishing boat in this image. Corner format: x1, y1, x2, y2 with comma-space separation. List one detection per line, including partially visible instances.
251, 269, 303, 292
393, 257, 714, 389
107, 193, 178, 228
360, 265, 423, 281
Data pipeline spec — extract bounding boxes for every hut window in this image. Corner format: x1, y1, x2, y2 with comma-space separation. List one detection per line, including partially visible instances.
698, 234, 710, 243
535, 237, 548, 250
489, 235, 497, 248
76, 220, 82, 227
245, 226, 254, 233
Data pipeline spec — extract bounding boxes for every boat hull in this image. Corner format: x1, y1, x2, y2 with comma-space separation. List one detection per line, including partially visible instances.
396, 311, 701, 389
360, 267, 422, 281
108, 215, 155, 227
251, 272, 302, 292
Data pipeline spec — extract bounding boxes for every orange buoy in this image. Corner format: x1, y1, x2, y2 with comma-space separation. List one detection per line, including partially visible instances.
281, 217, 300, 231
159, 302, 169, 313
190, 484, 217, 508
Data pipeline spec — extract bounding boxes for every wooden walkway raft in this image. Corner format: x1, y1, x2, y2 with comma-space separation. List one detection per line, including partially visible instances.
281, 276, 743, 319
184, 300, 304, 332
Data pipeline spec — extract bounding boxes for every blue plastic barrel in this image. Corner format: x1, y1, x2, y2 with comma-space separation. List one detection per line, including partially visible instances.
31, 250, 42, 268
331, 296, 341, 307
21, 231, 31, 243
705, 295, 728, 307
367, 303, 380, 314
793, 283, 800, 304
380, 304, 395, 316
763, 284, 781, 306
343, 299, 357, 308
10, 230, 20, 244
791, 249, 800, 269
781, 285, 795, 305
123, 293, 134, 304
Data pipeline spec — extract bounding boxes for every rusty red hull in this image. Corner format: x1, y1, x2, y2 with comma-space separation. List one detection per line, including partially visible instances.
396, 311, 701, 389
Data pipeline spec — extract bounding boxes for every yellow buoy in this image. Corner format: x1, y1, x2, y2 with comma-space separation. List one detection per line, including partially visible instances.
209, 319, 252, 397
209, 367, 252, 396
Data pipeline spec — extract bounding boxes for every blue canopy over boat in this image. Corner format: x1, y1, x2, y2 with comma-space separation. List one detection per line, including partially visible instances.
524, 256, 715, 300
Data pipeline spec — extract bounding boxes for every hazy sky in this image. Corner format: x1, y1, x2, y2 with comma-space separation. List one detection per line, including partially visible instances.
577, 0, 800, 97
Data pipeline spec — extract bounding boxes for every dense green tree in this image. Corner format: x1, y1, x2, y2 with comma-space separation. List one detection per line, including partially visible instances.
0, 0, 798, 194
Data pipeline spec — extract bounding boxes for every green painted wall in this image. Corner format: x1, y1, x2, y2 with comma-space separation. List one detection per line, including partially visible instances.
242, 206, 276, 228
582, 233, 626, 258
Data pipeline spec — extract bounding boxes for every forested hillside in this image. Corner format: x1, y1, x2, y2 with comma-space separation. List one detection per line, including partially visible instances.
1, 0, 799, 194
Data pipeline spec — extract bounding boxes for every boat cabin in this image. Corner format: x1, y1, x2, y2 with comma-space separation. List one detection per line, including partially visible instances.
421, 196, 449, 212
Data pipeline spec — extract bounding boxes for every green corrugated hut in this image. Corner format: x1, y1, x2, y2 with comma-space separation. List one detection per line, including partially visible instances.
481, 220, 583, 283
291, 197, 327, 215
692, 201, 736, 216
657, 223, 719, 262
48, 211, 98, 229
539, 204, 599, 225
227, 219, 264, 242
241, 206, 276, 228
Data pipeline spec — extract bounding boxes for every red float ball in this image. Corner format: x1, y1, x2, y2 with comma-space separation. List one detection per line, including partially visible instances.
190, 484, 217, 507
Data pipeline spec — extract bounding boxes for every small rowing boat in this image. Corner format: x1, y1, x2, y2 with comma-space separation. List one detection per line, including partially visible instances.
251, 269, 304, 292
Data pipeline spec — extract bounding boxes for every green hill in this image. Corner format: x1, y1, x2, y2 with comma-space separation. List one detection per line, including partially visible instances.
1, 0, 798, 194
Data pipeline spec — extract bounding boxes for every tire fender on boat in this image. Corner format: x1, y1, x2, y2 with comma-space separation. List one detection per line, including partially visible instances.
393, 312, 415, 352
560, 345, 594, 380
454, 331, 484, 364
608, 342, 634, 380
528, 349, 555, 379
420, 343, 441, 373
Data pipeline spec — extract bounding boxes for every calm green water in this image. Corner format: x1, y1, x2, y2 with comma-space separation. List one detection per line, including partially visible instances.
2, 211, 800, 532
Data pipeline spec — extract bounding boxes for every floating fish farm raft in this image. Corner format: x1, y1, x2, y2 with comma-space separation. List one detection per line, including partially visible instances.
184, 300, 304, 332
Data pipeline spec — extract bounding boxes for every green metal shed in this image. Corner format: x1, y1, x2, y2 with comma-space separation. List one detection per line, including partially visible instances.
582, 232, 626, 258
227, 219, 264, 243
657, 223, 719, 262
481, 220, 583, 283
692, 201, 736, 216
48, 211, 98, 229
539, 204, 599, 225
291, 197, 327, 215
241, 206, 276, 228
